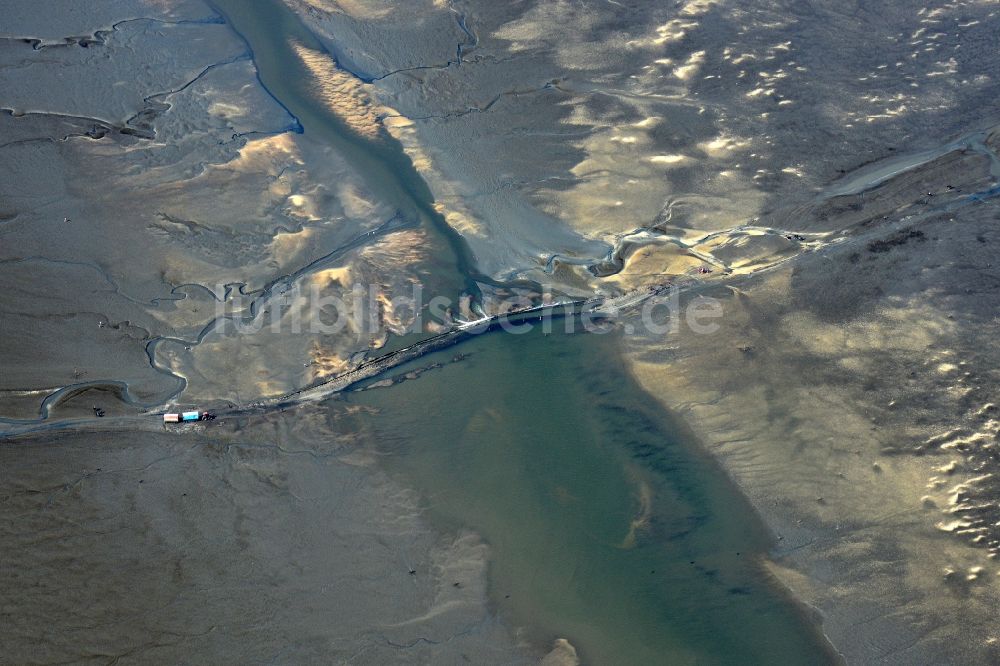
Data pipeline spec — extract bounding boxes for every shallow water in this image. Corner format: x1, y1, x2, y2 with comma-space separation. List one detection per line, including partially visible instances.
347, 325, 836, 663
203, 1, 837, 662
209, 0, 489, 304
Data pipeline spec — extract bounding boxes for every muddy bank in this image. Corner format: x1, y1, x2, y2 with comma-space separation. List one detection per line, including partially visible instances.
0, 412, 540, 663
623, 137, 1000, 663
0, 0, 540, 661
5, 0, 1000, 662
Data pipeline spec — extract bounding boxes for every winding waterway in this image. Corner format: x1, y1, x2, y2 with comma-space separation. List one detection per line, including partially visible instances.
204, 0, 839, 662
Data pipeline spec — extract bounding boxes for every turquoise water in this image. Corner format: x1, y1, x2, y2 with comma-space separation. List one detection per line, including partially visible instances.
207, 1, 837, 661
348, 326, 835, 664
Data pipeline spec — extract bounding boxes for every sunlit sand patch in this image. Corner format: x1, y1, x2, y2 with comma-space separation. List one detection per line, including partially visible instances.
374, 289, 413, 335
648, 154, 689, 166
627, 19, 697, 48
308, 341, 354, 379
207, 101, 247, 119
310, 254, 420, 344
291, 41, 385, 138
692, 230, 798, 273
744, 86, 774, 99
254, 376, 288, 397
269, 225, 317, 267
359, 228, 428, 269
99, 118, 400, 301
536, 106, 687, 236
490, 12, 548, 52
232, 132, 300, 167
383, 113, 486, 239
304, 269, 367, 337
162, 269, 376, 402
438, 203, 484, 238
540, 639, 580, 666
781, 301, 954, 357
865, 104, 909, 123
673, 50, 705, 80
492, 1, 597, 56
532, 96, 766, 247
697, 133, 751, 158
381, 115, 428, 166
668, 192, 768, 233
616, 180, 1000, 587
632, 116, 661, 129
618, 259, 1000, 655
262, 2, 1000, 657
491, 1, 629, 71
335, 180, 379, 220
295, 0, 394, 20
723, 47, 757, 66
285, 192, 322, 221
654, 19, 697, 45
605, 243, 703, 290
678, 0, 721, 16
311, 266, 353, 284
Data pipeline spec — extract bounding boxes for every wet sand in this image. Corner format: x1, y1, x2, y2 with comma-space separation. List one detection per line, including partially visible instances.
4, 0, 1000, 663
0, 417, 537, 664
288, 1, 1000, 661
622, 136, 1000, 662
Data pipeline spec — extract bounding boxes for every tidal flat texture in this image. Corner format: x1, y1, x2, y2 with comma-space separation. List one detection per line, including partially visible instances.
3, 0, 1000, 663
